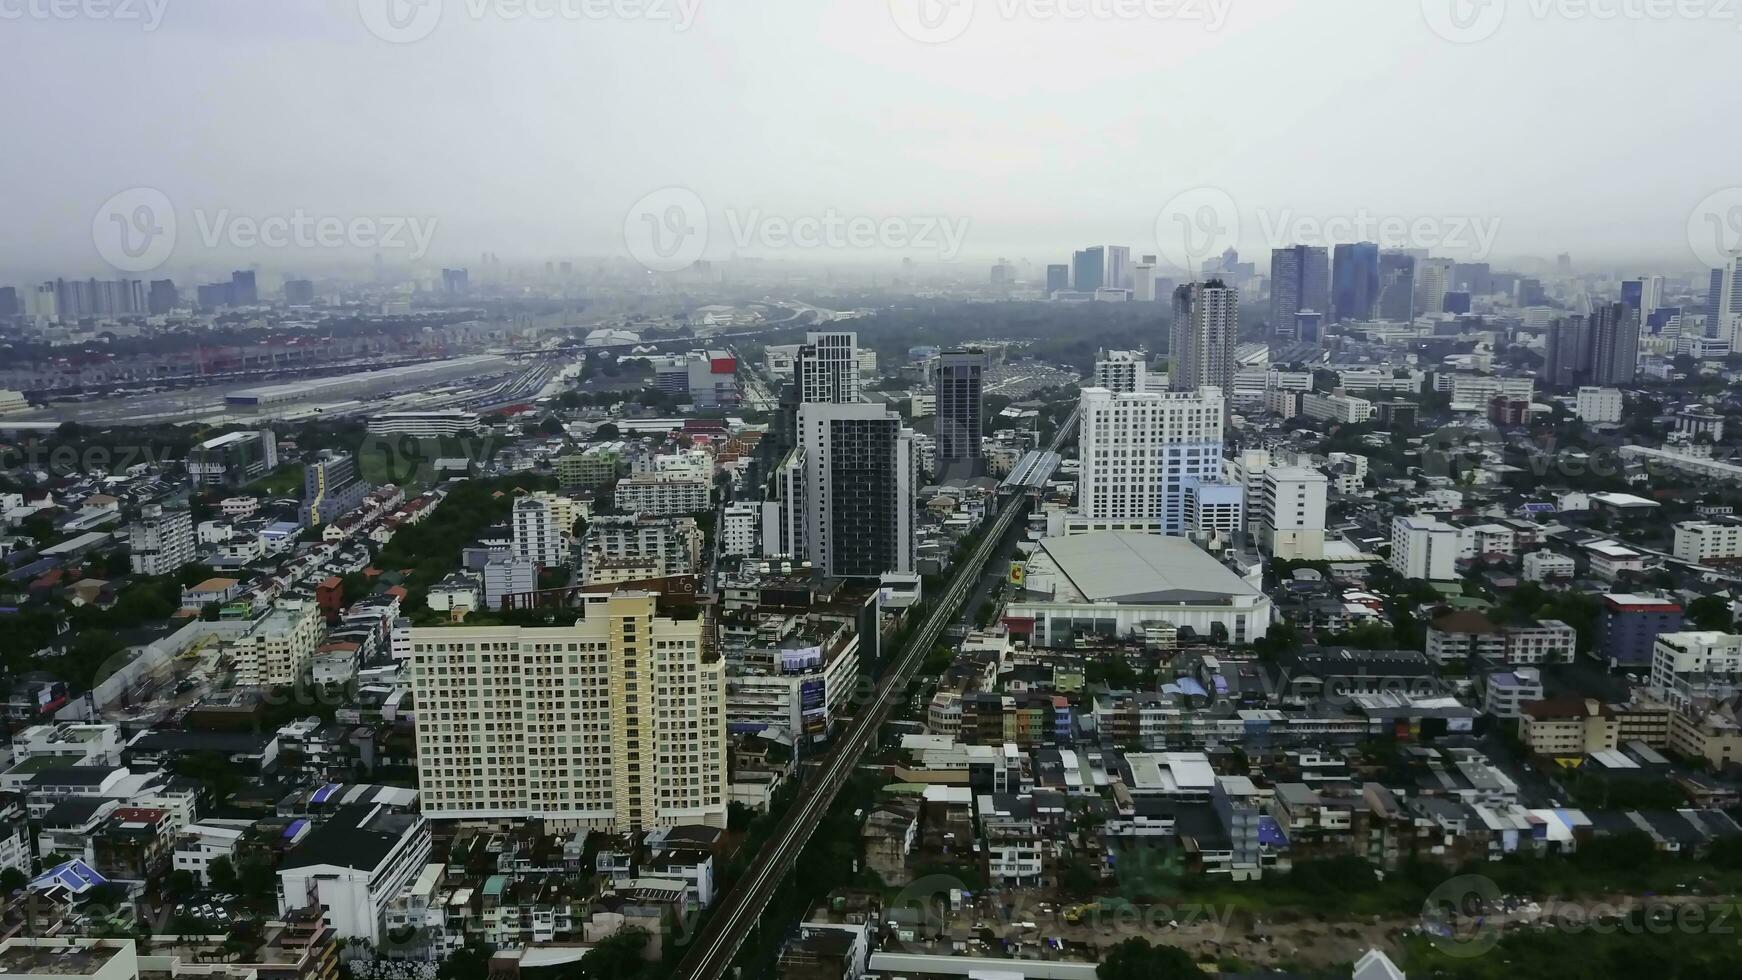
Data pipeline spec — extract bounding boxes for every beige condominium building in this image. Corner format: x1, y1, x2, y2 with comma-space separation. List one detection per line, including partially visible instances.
409, 591, 726, 832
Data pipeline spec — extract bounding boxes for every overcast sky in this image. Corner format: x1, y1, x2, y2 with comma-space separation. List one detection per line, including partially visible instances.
5, 0, 1738, 281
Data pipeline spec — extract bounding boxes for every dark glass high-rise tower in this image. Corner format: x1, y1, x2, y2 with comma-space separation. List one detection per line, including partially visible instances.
934, 348, 987, 480
1331, 242, 1380, 323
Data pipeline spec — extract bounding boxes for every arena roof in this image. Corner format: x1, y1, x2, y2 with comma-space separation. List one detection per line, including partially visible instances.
1036, 532, 1259, 604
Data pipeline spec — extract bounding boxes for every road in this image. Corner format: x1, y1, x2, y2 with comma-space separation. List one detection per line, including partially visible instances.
674, 404, 1079, 980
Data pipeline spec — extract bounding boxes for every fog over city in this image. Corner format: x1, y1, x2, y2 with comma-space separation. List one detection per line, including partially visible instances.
5, 0, 1738, 280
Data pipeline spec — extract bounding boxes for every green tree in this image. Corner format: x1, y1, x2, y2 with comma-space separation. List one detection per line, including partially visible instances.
207, 855, 239, 893
436, 944, 492, 980
0, 868, 26, 892
573, 928, 651, 979
1686, 595, 1733, 632
1097, 938, 1197, 980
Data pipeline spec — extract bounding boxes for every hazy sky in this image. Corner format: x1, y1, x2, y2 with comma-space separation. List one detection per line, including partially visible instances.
5, 0, 1739, 281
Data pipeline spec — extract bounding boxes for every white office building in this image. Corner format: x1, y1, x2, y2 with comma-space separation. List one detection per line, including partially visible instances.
1522, 550, 1577, 582
276, 803, 431, 945
512, 496, 570, 568
613, 476, 711, 517
128, 504, 194, 576
1300, 391, 1374, 424
797, 331, 861, 404
1077, 386, 1224, 536
1672, 520, 1742, 564
1093, 350, 1148, 393
482, 556, 537, 609
1574, 387, 1623, 424
721, 503, 760, 557
1257, 467, 1328, 561
1182, 478, 1244, 544
1650, 631, 1742, 710
233, 599, 324, 687
365, 410, 480, 437
1391, 516, 1458, 581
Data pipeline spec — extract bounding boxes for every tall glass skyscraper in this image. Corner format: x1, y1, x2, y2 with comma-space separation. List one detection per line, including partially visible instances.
1331, 242, 1380, 323
1377, 251, 1417, 321
1268, 245, 1329, 334
1072, 247, 1105, 293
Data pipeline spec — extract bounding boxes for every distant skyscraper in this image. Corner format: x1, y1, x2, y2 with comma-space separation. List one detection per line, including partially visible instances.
1077, 386, 1224, 535
50, 278, 147, 318
1590, 302, 1641, 386
1132, 262, 1160, 302
283, 279, 315, 307
1415, 258, 1455, 316
1706, 258, 1741, 348
1269, 245, 1330, 334
1072, 247, 1105, 293
798, 403, 915, 578
0, 287, 15, 318
148, 279, 178, 314
197, 282, 232, 308
796, 331, 861, 404
1045, 264, 1069, 296
934, 348, 987, 481
1452, 262, 1492, 296
1170, 280, 1238, 392
230, 270, 258, 306
441, 268, 470, 294
1331, 243, 1380, 323
1545, 315, 1594, 390
1376, 252, 1416, 321
1105, 246, 1132, 291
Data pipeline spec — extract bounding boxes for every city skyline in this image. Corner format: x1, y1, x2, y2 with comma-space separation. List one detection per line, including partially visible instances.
4, 3, 1741, 277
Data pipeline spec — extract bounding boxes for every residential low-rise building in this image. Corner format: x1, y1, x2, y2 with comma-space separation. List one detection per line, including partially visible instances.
1518, 697, 1618, 757
1482, 668, 1544, 719
1673, 520, 1742, 564
613, 476, 711, 517
276, 803, 431, 945
1650, 631, 1742, 710
1521, 550, 1576, 582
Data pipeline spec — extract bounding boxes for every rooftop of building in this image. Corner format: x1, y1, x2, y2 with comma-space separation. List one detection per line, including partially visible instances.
1032, 532, 1258, 604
